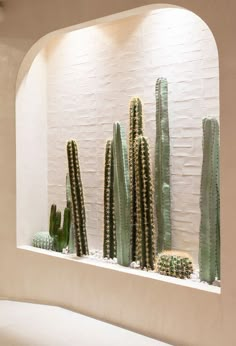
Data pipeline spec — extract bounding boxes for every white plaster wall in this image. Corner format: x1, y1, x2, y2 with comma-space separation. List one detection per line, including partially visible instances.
46, 8, 219, 262
16, 50, 48, 245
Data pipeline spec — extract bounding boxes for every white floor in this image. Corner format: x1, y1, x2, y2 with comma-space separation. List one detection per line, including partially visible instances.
0, 300, 170, 346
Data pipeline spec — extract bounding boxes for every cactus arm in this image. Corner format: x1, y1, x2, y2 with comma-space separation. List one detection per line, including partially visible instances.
113, 122, 131, 267
155, 78, 171, 252
49, 204, 57, 237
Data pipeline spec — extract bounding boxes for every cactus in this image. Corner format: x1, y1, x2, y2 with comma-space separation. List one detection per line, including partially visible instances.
155, 78, 171, 253
155, 251, 193, 279
49, 204, 71, 252
32, 231, 53, 250
134, 136, 156, 269
67, 140, 89, 257
113, 122, 131, 266
199, 118, 220, 284
66, 173, 76, 253
129, 97, 144, 261
103, 140, 116, 259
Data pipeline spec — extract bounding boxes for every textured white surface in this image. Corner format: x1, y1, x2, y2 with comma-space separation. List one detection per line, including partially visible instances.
0, 300, 169, 346
46, 8, 219, 262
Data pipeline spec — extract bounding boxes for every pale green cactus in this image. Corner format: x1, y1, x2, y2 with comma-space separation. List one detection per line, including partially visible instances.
199, 117, 220, 284
32, 232, 53, 250
155, 78, 171, 253
113, 122, 131, 267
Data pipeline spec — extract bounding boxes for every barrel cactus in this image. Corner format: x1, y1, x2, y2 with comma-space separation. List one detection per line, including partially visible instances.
103, 139, 116, 259
49, 204, 71, 252
113, 122, 131, 267
134, 136, 155, 270
32, 231, 53, 250
67, 140, 89, 257
199, 117, 220, 284
155, 78, 171, 253
155, 251, 193, 279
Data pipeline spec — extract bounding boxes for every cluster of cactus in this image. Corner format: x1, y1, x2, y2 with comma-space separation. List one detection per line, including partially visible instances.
113, 122, 131, 266
199, 118, 220, 284
32, 231, 53, 250
155, 78, 171, 253
134, 136, 156, 269
49, 204, 71, 252
103, 140, 117, 259
66, 173, 76, 253
67, 140, 89, 257
155, 251, 193, 279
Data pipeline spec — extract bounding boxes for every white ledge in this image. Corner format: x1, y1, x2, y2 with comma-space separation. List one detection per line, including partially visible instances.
18, 245, 221, 294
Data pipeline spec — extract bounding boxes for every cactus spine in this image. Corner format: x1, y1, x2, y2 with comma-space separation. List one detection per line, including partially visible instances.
113, 122, 131, 266
66, 173, 76, 253
129, 97, 143, 261
156, 251, 193, 279
49, 204, 71, 252
134, 136, 155, 269
103, 140, 116, 259
67, 140, 89, 257
199, 118, 220, 284
155, 78, 171, 252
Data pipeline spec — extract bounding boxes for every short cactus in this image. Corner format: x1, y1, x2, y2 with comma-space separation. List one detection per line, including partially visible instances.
134, 136, 155, 270
32, 231, 53, 250
113, 122, 131, 267
103, 139, 116, 259
155, 78, 171, 253
199, 118, 220, 284
67, 140, 89, 257
49, 204, 71, 252
155, 251, 193, 279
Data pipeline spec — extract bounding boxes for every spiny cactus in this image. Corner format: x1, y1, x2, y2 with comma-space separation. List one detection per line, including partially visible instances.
134, 136, 155, 270
155, 78, 171, 253
66, 173, 76, 253
129, 97, 144, 261
155, 251, 193, 279
113, 122, 131, 266
32, 231, 53, 250
49, 204, 71, 252
103, 140, 116, 259
199, 117, 220, 284
67, 140, 89, 257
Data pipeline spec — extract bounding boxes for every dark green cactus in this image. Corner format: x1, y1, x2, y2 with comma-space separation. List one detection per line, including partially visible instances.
113, 122, 131, 267
32, 231, 53, 250
129, 97, 144, 261
134, 136, 156, 270
103, 140, 116, 259
199, 118, 220, 284
155, 78, 171, 253
156, 251, 193, 279
49, 204, 71, 252
66, 173, 76, 253
67, 140, 89, 257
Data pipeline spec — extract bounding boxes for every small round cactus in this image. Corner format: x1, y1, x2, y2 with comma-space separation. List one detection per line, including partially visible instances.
32, 232, 53, 250
155, 251, 193, 279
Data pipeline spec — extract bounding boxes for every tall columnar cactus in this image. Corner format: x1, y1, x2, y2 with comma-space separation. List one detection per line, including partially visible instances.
66, 173, 76, 253
103, 140, 116, 259
199, 117, 220, 284
134, 136, 156, 269
67, 140, 89, 257
129, 97, 143, 261
49, 204, 71, 252
113, 122, 131, 266
155, 78, 171, 253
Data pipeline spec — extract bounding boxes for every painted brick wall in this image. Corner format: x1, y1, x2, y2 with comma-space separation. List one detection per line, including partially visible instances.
46, 8, 219, 262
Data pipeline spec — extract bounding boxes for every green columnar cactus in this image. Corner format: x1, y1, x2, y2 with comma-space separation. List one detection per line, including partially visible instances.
32, 231, 53, 250
134, 136, 156, 269
67, 140, 89, 257
155, 251, 193, 279
129, 97, 144, 261
66, 173, 76, 253
49, 204, 71, 252
113, 122, 131, 266
199, 118, 220, 284
103, 140, 117, 259
155, 78, 171, 253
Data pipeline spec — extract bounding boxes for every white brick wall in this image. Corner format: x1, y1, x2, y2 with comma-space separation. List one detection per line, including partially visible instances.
46, 8, 219, 262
